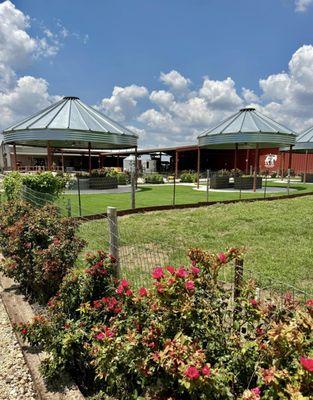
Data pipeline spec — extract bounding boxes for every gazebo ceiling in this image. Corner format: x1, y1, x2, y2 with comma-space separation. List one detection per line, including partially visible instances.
2, 96, 138, 149
198, 107, 296, 149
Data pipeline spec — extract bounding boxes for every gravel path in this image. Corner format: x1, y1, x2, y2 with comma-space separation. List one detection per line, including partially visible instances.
0, 294, 37, 400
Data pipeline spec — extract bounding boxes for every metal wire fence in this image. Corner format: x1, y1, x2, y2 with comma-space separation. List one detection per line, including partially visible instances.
17, 185, 312, 302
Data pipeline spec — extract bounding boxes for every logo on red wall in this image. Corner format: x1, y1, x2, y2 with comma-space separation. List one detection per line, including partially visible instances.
264, 154, 277, 168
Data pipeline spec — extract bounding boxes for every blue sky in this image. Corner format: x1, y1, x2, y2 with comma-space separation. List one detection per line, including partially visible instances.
2, 0, 313, 146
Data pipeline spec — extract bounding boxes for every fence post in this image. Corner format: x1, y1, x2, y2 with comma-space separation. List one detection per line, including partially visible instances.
77, 176, 82, 217
173, 175, 176, 206
66, 198, 72, 217
107, 206, 120, 278
287, 168, 291, 195
234, 258, 244, 303
206, 169, 210, 203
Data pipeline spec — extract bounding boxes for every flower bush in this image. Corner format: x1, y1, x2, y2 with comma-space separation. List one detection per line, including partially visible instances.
15, 247, 313, 399
144, 173, 164, 184
180, 171, 197, 183
0, 201, 85, 302
3, 171, 68, 200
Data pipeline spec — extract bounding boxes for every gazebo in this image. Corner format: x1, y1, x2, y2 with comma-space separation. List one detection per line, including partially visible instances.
2, 96, 138, 172
198, 107, 297, 191
280, 126, 313, 182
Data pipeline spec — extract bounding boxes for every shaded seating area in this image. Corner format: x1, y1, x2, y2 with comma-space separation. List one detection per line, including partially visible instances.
2, 96, 138, 173
198, 107, 296, 191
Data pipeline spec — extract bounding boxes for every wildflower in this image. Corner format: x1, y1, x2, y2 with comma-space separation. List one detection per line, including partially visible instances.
185, 280, 195, 291
139, 287, 148, 297
202, 365, 211, 376
184, 366, 200, 380
176, 267, 188, 278
191, 266, 200, 276
166, 265, 175, 275
218, 252, 227, 263
261, 367, 275, 384
152, 267, 164, 280
300, 356, 313, 372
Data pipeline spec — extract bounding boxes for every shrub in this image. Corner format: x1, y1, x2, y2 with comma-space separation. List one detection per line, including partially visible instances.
116, 172, 130, 185
15, 247, 313, 399
180, 171, 197, 183
3, 171, 67, 200
144, 173, 164, 184
0, 201, 85, 303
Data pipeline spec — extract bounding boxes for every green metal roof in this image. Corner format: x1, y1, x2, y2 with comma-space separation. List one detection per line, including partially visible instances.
2, 96, 138, 149
198, 107, 296, 149
282, 126, 313, 152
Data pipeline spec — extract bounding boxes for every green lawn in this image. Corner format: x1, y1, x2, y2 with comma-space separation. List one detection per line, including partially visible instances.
78, 195, 313, 294
59, 180, 313, 217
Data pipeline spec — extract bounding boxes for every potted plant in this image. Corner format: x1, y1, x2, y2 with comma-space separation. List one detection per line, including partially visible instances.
210, 169, 230, 189
89, 168, 118, 189
234, 174, 262, 189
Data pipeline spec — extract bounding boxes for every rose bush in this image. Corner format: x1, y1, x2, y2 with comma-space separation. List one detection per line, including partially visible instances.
0, 201, 85, 302
15, 247, 313, 399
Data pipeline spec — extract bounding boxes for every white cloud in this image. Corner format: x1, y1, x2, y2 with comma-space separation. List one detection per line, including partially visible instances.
160, 70, 190, 91
0, 76, 60, 128
0, 1, 61, 130
242, 88, 260, 103
295, 0, 313, 12
199, 77, 243, 109
97, 85, 148, 121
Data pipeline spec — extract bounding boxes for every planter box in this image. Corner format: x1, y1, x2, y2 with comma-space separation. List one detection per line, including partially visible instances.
70, 177, 90, 190
302, 173, 313, 183
234, 176, 262, 190
210, 175, 230, 189
89, 176, 118, 189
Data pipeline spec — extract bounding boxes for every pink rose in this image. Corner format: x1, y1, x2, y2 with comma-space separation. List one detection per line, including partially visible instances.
152, 267, 164, 280
139, 287, 148, 297
218, 252, 227, 263
184, 366, 200, 380
176, 267, 188, 278
191, 266, 200, 276
202, 365, 211, 376
300, 356, 313, 372
166, 266, 175, 275
185, 280, 195, 291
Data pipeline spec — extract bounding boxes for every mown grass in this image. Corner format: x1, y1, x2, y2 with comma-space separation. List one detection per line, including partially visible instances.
60, 180, 313, 216
78, 195, 313, 293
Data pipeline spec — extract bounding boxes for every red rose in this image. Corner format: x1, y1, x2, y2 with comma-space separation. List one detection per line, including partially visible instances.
300, 356, 313, 372
125, 289, 133, 297
202, 365, 211, 376
249, 298, 258, 307
152, 267, 164, 280
191, 266, 200, 276
120, 279, 129, 288
21, 328, 27, 335
218, 252, 227, 263
95, 332, 105, 340
176, 267, 188, 278
166, 266, 175, 275
184, 366, 200, 380
139, 287, 148, 297
116, 284, 124, 295
185, 280, 195, 291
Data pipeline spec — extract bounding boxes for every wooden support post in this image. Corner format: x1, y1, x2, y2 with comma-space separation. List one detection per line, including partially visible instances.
61, 150, 65, 173
47, 142, 52, 171
107, 206, 120, 278
175, 150, 179, 179
245, 148, 250, 175
253, 144, 259, 192
234, 143, 238, 170
88, 142, 92, 174
12, 143, 17, 171
288, 145, 293, 171
281, 152, 285, 180
196, 147, 201, 189
304, 150, 309, 183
